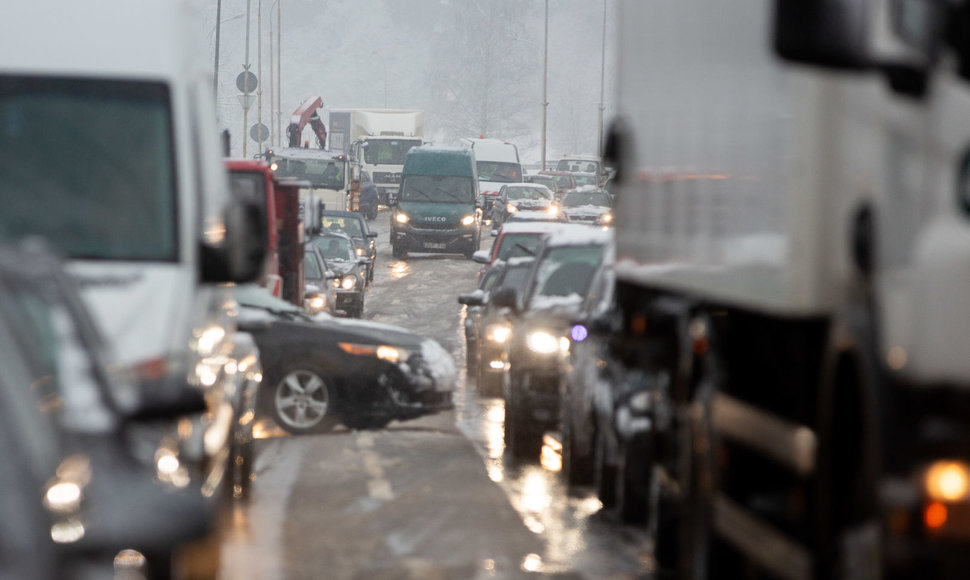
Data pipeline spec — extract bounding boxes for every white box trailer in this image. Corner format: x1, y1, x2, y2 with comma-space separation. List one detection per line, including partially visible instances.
329, 109, 424, 204
608, 0, 970, 576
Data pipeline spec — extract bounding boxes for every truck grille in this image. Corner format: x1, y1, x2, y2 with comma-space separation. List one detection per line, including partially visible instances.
374, 172, 402, 184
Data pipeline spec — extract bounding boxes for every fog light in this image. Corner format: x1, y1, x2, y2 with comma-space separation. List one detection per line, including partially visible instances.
489, 360, 505, 370
925, 501, 948, 530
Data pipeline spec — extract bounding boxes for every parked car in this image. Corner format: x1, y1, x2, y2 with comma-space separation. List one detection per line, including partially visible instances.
319, 210, 378, 283
308, 233, 368, 317
493, 226, 612, 460
490, 183, 557, 228
359, 170, 379, 220
458, 257, 535, 397
235, 285, 455, 433
304, 244, 337, 315
556, 187, 613, 225
0, 243, 213, 578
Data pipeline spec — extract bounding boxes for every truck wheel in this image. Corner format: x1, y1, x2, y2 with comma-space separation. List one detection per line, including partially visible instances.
561, 410, 594, 488
616, 434, 652, 524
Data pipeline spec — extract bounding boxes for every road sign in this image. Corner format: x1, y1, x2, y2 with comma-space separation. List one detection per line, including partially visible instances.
250, 123, 270, 143
236, 70, 258, 93
237, 94, 255, 111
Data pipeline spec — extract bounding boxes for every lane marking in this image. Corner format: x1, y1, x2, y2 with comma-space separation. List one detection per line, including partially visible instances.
356, 432, 394, 500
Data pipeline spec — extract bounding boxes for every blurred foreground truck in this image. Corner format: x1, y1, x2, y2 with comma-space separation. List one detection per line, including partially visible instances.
328, 109, 424, 204
607, 0, 970, 577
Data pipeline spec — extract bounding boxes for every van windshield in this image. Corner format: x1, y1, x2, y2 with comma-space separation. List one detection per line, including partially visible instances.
477, 161, 521, 183
400, 175, 474, 203
0, 76, 177, 261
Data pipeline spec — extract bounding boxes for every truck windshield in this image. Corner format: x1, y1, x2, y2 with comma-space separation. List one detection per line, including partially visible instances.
556, 159, 600, 174
363, 139, 422, 165
477, 162, 521, 183
0, 77, 177, 261
275, 157, 345, 190
400, 175, 474, 203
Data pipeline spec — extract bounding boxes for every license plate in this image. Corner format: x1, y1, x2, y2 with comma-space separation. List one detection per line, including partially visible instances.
423, 242, 446, 249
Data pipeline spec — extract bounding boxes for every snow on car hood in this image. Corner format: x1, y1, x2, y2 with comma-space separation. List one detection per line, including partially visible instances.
420, 339, 456, 392
563, 204, 610, 216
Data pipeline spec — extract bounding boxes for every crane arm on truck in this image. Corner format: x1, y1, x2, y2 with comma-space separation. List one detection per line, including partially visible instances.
286, 96, 327, 149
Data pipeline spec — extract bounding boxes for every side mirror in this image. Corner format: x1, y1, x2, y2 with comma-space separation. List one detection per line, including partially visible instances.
490, 230, 498, 238
127, 380, 208, 421
490, 287, 518, 313
201, 195, 269, 284
366, 232, 378, 238
357, 256, 372, 265
773, 0, 870, 69
472, 250, 492, 265
458, 290, 485, 306
306, 283, 321, 295
325, 270, 338, 280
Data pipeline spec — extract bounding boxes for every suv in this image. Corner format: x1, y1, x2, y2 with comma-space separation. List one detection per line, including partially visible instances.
390, 146, 481, 259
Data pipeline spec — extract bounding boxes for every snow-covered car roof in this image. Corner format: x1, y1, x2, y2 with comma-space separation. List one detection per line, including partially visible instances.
543, 224, 614, 247
496, 221, 580, 235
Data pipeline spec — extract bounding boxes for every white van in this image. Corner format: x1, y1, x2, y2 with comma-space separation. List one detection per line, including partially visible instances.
0, 0, 264, 485
460, 137, 523, 218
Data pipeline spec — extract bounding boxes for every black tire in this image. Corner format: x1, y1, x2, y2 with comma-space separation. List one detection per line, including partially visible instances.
594, 429, 617, 509
616, 435, 652, 524
352, 296, 364, 318
504, 373, 541, 461
271, 360, 339, 434
561, 409, 594, 488
367, 263, 375, 283
392, 241, 407, 259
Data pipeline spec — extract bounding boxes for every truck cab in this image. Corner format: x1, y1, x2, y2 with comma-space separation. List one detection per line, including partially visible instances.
267, 148, 353, 213
460, 137, 524, 218
390, 147, 481, 259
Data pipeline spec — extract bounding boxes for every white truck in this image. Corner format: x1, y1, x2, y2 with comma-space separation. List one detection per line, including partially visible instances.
328, 109, 424, 204
607, 0, 970, 577
460, 137, 524, 219
0, 0, 266, 511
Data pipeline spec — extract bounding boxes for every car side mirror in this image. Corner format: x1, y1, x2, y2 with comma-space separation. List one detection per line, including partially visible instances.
472, 250, 491, 265
457, 290, 485, 306
357, 256, 372, 265
201, 195, 269, 284
366, 232, 378, 238
490, 287, 518, 313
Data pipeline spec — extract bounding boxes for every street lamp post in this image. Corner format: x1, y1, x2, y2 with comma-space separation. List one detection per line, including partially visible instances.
242, 0, 252, 157
541, 0, 549, 171
597, 0, 607, 154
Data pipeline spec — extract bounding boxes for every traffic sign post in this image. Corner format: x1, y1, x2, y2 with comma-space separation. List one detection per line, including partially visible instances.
251, 123, 270, 143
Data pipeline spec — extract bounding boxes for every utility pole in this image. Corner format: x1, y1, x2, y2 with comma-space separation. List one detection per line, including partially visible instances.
214, 0, 222, 105
269, 4, 275, 147
597, 0, 607, 154
257, 0, 263, 150
541, 0, 549, 171
243, 0, 252, 157
277, 0, 282, 147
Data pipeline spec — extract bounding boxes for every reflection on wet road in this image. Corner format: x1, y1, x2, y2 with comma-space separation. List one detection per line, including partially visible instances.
217, 209, 652, 579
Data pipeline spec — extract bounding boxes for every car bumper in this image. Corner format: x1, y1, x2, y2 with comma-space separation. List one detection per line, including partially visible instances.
335, 290, 363, 313
393, 227, 476, 253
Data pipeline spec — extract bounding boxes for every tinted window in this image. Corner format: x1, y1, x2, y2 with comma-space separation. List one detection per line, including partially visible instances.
400, 175, 474, 203
496, 233, 542, 260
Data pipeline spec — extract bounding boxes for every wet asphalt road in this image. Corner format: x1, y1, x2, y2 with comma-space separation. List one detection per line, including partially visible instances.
217, 209, 652, 579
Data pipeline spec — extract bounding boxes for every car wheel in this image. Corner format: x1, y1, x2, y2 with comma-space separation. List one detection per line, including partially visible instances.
392, 241, 407, 259
594, 428, 618, 509
562, 409, 594, 489
367, 263, 375, 283
504, 372, 541, 461
272, 363, 339, 434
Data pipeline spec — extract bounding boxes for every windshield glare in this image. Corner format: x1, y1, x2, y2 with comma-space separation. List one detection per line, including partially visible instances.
0, 77, 177, 261
400, 175, 474, 203
562, 192, 611, 207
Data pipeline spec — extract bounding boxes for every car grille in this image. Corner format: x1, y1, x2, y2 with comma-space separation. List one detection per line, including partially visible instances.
373, 171, 402, 184
566, 214, 599, 223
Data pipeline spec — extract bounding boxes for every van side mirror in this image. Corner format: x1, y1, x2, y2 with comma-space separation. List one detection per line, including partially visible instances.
201, 197, 269, 283
457, 290, 485, 306
773, 0, 870, 69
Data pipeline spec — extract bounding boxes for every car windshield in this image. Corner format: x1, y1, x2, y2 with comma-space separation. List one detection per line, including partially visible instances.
321, 216, 364, 238
507, 186, 550, 201
363, 139, 422, 165
274, 157, 345, 189
400, 175, 474, 203
571, 173, 598, 187
496, 233, 542, 260
477, 161, 521, 183
556, 159, 600, 173
562, 191, 611, 207
310, 235, 355, 262
532, 244, 603, 299
0, 77, 177, 261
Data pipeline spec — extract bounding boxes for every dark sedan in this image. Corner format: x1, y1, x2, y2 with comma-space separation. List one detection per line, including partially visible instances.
309, 232, 368, 317
319, 210, 378, 284
235, 285, 455, 433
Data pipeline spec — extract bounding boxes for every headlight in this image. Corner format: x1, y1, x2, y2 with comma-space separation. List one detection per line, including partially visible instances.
338, 342, 408, 363
45, 482, 82, 514
269, 162, 279, 172
926, 461, 970, 501
341, 276, 357, 290
506, 204, 518, 214
526, 330, 567, 354
485, 323, 512, 344
461, 214, 476, 226
356, 247, 365, 257
547, 204, 560, 216
307, 294, 326, 312
195, 325, 226, 356
332, 277, 341, 288
599, 213, 613, 224
395, 213, 409, 224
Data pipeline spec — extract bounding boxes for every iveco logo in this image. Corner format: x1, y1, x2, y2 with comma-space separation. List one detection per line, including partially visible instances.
425, 216, 447, 222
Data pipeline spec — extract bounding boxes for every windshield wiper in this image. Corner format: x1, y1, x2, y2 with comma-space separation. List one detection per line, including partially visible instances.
432, 185, 467, 203
512, 243, 536, 257
405, 187, 433, 201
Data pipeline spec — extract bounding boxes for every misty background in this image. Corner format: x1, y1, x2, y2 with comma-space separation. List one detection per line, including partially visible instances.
202, 0, 616, 163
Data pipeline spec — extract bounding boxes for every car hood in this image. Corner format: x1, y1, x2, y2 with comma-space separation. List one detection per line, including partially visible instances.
511, 199, 552, 210
327, 260, 360, 276
563, 205, 610, 216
